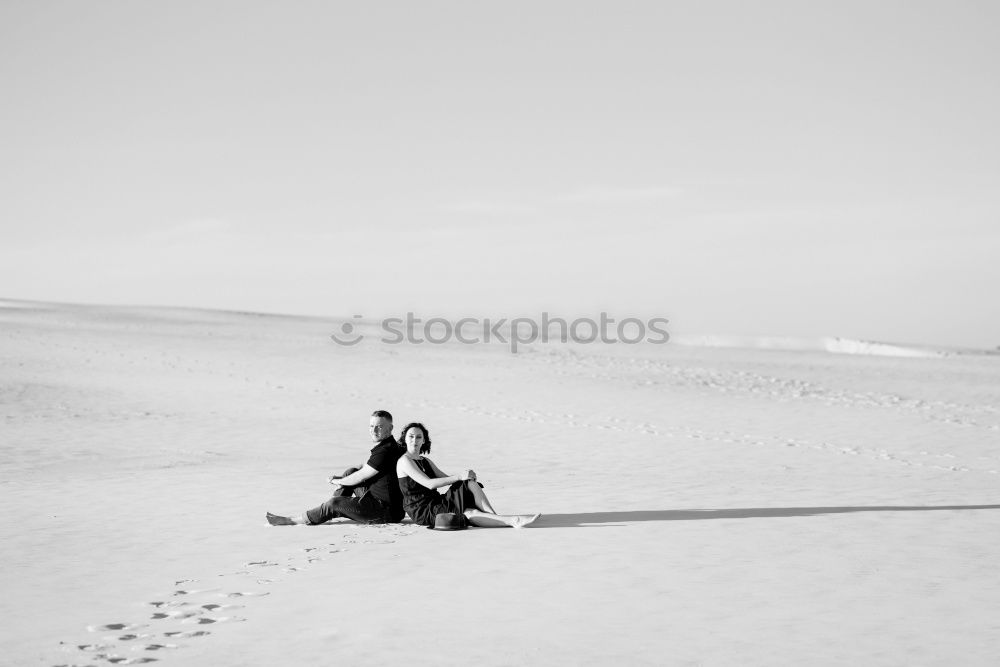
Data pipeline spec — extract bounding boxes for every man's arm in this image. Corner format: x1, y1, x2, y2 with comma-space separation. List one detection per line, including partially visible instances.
330, 464, 379, 488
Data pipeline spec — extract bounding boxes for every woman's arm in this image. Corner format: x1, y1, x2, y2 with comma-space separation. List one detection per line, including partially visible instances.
425, 457, 474, 481
424, 456, 476, 482
397, 456, 470, 491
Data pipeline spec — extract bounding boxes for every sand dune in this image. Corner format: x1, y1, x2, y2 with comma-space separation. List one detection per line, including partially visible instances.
2, 300, 999, 666
672, 334, 952, 358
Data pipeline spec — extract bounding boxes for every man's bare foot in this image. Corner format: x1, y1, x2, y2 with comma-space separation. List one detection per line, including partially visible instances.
511, 513, 541, 529
266, 512, 297, 526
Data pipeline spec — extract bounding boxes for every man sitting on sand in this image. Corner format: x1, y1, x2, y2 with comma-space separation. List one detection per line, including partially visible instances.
266, 410, 405, 525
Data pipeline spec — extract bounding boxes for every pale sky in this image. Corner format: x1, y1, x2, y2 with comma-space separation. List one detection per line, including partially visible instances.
2, 1, 998, 348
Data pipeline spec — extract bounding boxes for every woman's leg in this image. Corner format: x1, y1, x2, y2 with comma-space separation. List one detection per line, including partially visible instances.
454, 480, 539, 527
463, 509, 540, 528
465, 481, 497, 514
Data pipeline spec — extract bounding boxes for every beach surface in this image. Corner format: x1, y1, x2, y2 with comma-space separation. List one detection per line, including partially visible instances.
2, 300, 999, 666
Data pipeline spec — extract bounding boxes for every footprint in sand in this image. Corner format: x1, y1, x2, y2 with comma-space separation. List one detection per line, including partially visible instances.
77, 642, 114, 651
61, 525, 415, 665
183, 615, 244, 625
163, 630, 211, 639
150, 609, 203, 621
88, 623, 146, 633
133, 643, 178, 652
70, 654, 158, 665
171, 588, 219, 596
103, 655, 159, 665
147, 601, 191, 609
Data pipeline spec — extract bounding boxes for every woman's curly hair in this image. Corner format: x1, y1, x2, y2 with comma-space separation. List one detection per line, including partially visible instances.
397, 422, 431, 454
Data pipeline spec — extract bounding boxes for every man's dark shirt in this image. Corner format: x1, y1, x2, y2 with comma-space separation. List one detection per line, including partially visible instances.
364, 436, 405, 521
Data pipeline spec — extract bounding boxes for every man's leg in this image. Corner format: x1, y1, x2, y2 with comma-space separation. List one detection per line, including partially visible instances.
266, 466, 376, 526
303, 495, 387, 525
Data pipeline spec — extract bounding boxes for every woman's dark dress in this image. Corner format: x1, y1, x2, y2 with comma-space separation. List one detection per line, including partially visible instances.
400, 458, 474, 527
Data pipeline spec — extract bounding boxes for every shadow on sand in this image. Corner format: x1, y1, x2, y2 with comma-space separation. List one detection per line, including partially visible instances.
534, 505, 1000, 528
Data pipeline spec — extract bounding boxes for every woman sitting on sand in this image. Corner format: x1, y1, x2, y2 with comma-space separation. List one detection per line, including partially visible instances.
396, 422, 539, 529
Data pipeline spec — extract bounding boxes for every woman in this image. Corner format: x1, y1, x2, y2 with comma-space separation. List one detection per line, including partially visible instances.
396, 422, 539, 528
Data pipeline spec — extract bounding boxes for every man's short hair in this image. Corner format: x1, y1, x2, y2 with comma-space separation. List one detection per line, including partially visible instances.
371, 410, 393, 423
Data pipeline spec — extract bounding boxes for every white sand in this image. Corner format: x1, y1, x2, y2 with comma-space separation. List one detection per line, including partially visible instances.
3, 301, 999, 666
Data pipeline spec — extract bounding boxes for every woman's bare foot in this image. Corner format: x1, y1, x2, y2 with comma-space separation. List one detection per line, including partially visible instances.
510, 513, 540, 529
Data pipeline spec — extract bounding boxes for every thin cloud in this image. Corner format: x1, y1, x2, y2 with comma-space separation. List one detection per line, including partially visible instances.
439, 200, 538, 216
439, 186, 682, 217
143, 218, 234, 243
552, 186, 683, 204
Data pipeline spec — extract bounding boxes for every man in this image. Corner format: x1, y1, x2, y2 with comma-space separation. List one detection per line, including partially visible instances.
266, 410, 405, 525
